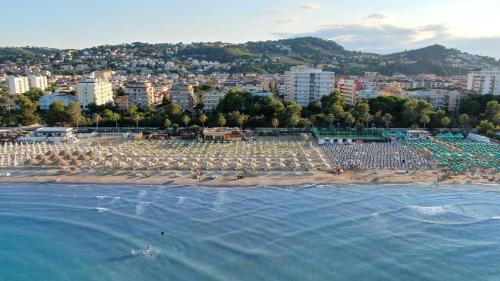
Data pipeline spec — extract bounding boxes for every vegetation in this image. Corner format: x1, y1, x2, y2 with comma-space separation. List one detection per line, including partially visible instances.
0, 84, 498, 138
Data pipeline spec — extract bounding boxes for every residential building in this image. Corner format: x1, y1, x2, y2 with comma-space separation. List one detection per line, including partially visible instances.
125, 80, 157, 108
115, 96, 129, 110
358, 88, 380, 100
203, 90, 225, 112
447, 90, 464, 112
283, 66, 335, 107
7, 76, 30, 95
338, 78, 360, 106
92, 70, 112, 81
467, 68, 500, 95
404, 90, 447, 109
28, 75, 48, 91
76, 77, 114, 109
39, 92, 78, 110
171, 83, 196, 110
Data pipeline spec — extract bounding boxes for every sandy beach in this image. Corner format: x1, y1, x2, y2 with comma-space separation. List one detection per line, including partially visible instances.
0, 168, 497, 186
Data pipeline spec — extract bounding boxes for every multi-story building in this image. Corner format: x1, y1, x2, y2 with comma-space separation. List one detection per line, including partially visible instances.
125, 80, 157, 108
338, 78, 361, 106
282, 66, 335, 107
467, 68, 500, 95
76, 77, 114, 109
404, 90, 447, 109
28, 75, 48, 91
7, 76, 30, 95
203, 90, 225, 112
447, 90, 464, 112
39, 92, 78, 110
357, 88, 380, 100
171, 83, 196, 111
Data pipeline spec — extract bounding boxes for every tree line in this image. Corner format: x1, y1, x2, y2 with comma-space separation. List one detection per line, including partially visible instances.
1, 87, 499, 137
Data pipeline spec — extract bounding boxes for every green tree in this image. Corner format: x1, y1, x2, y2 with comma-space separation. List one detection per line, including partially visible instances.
181, 114, 190, 128
65, 102, 82, 128
345, 112, 356, 128
484, 101, 500, 125
236, 113, 249, 129
166, 103, 182, 116
272, 118, 279, 130
458, 113, 470, 130
289, 113, 300, 128
477, 120, 496, 136
217, 114, 227, 127
15, 96, 39, 126
46, 101, 67, 126
93, 113, 102, 130
164, 118, 172, 130
198, 113, 208, 128
420, 114, 430, 129
441, 116, 451, 129
103, 109, 120, 129
130, 110, 144, 129
354, 102, 373, 127
172, 123, 180, 134
326, 114, 336, 130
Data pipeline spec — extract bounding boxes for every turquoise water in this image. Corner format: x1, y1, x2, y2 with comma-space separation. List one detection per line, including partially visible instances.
2, 183, 500, 281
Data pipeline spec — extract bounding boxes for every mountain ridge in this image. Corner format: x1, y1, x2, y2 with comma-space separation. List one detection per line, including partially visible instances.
1, 37, 498, 76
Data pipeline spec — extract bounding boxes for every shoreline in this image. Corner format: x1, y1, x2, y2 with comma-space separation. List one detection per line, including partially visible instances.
0, 169, 497, 187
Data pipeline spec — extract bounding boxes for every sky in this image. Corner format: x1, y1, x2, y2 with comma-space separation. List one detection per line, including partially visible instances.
1, 0, 500, 58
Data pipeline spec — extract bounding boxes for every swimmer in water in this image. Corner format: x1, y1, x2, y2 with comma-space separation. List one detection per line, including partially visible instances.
131, 248, 136, 256
146, 243, 152, 255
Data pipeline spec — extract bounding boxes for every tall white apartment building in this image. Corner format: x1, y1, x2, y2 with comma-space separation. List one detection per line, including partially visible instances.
338, 78, 358, 106
28, 75, 48, 91
203, 90, 225, 112
467, 68, 500, 95
126, 80, 157, 108
7, 76, 30, 95
77, 78, 114, 109
283, 66, 335, 107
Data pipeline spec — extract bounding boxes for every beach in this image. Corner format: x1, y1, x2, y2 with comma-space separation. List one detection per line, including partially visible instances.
0, 168, 497, 186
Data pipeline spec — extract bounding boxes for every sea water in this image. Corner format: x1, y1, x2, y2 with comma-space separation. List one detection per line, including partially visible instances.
1, 183, 500, 281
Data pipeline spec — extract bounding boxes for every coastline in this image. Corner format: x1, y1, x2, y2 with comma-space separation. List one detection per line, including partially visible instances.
0, 169, 497, 186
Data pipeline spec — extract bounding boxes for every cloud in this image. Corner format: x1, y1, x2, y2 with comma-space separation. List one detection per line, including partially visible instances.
299, 4, 320, 10
274, 15, 500, 58
365, 13, 387, 20
276, 19, 295, 24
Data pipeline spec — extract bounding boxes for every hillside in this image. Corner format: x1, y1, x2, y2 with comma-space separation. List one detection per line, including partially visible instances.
0, 47, 58, 58
1, 38, 498, 76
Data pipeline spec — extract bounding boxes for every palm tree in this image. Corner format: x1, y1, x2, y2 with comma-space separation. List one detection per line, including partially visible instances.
326, 114, 335, 130
289, 114, 300, 129
198, 113, 208, 128
441, 116, 451, 129
345, 113, 355, 128
420, 114, 430, 129
181, 114, 190, 128
272, 118, 279, 130
93, 113, 102, 131
130, 111, 144, 129
217, 114, 226, 127
164, 118, 172, 131
109, 112, 120, 131
458, 113, 470, 131
236, 114, 249, 129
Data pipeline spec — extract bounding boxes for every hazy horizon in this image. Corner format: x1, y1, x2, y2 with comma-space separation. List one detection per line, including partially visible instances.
1, 0, 499, 58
